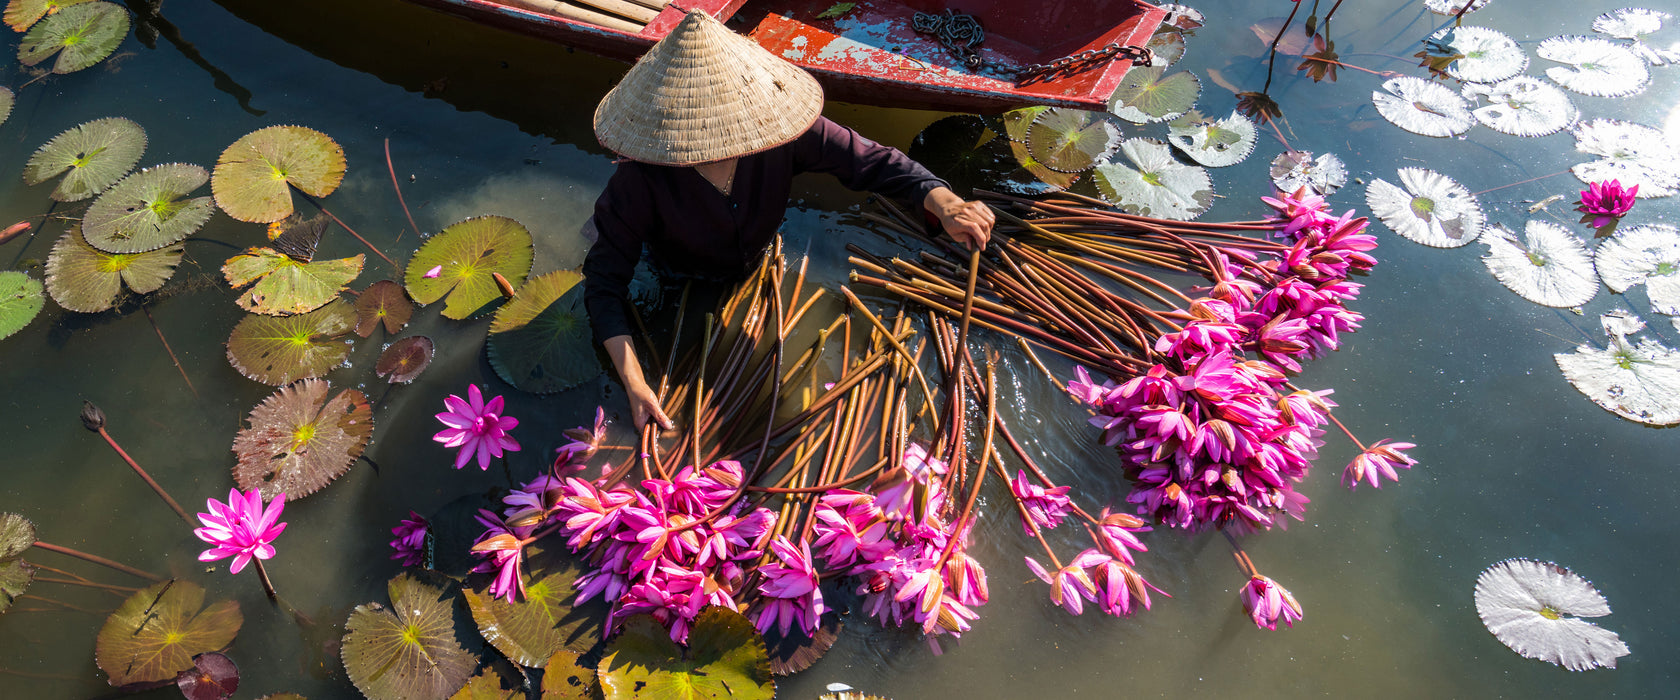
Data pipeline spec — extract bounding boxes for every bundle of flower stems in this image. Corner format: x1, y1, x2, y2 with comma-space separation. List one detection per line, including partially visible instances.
849, 188, 1418, 630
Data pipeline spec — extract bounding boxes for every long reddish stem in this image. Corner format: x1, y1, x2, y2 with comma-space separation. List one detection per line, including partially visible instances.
91, 421, 193, 526
384, 138, 423, 243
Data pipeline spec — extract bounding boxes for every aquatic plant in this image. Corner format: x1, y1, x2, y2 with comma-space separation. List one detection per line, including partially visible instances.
95, 581, 243, 688
1475, 558, 1630, 670
1480, 221, 1598, 308
342, 573, 476, 700
16, 0, 127, 74
22, 117, 146, 202
193, 488, 287, 599
1577, 179, 1637, 231
225, 299, 357, 385
45, 225, 184, 313
353, 279, 413, 337
1554, 310, 1680, 426
0, 513, 35, 614
175, 652, 239, 700
404, 215, 534, 320
0, 270, 44, 340
82, 163, 216, 254
486, 270, 601, 393
80, 400, 193, 525
1593, 224, 1680, 316
388, 512, 431, 568
375, 335, 435, 384
433, 384, 521, 471
231, 379, 374, 500
211, 126, 346, 223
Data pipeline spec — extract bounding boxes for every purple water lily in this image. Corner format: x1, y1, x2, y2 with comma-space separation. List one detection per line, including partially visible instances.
388, 511, 430, 567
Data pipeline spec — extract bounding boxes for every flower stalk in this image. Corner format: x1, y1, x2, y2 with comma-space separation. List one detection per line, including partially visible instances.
80, 401, 194, 526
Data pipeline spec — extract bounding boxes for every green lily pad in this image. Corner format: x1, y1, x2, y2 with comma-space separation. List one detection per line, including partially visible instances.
1107, 66, 1201, 123
1146, 26, 1187, 66
211, 126, 347, 224
223, 247, 364, 316
22, 117, 146, 202
342, 573, 477, 700
906, 115, 1016, 196
1000, 105, 1048, 142
540, 648, 599, 699
1007, 140, 1078, 192
17, 1, 127, 74
225, 298, 355, 386
1026, 107, 1121, 174
406, 215, 534, 320
376, 335, 434, 384
451, 668, 521, 700
45, 226, 183, 313
599, 607, 774, 700
0, 271, 45, 340
1092, 138, 1213, 221
232, 378, 373, 501
355, 279, 413, 337
1167, 110, 1256, 168
0, 512, 37, 615
83, 163, 216, 254
464, 546, 605, 668
486, 270, 600, 394
95, 580, 243, 688
0, 87, 13, 128
3, 0, 93, 32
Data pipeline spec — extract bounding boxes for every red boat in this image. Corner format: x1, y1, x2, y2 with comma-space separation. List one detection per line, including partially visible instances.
400, 0, 1166, 112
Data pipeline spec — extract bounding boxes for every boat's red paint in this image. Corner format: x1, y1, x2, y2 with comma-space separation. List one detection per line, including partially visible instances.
400, 0, 1164, 112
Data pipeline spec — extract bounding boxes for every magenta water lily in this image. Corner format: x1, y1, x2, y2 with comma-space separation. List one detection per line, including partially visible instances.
1577, 179, 1636, 229
433, 383, 521, 470
194, 488, 286, 599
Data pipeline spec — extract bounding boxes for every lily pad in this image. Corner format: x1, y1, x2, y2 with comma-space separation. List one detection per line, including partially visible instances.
1432, 26, 1527, 83
451, 668, 521, 700
1373, 76, 1474, 138
22, 116, 146, 202
405, 215, 534, 320
225, 298, 356, 386
1026, 108, 1121, 173
1364, 168, 1484, 248
1166, 110, 1255, 168
377, 336, 435, 384
1480, 221, 1598, 308
268, 213, 328, 262
1424, 0, 1489, 14
0, 512, 36, 615
343, 573, 477, 700
1004, 140, 1078, 193
486, 270, 600, 394
1538, 36, 1649, 98
1107, 66, 1200, 123
355, 279, 413, 337
1594, 7, 1669, 40
1461, 77, 1577, 137
1595, 224, 1680, 316
223, 247, 363, 316
1270, 151, 1347, 196
83, 163, 216, 253
1145, 26, 1186, 67
176, 652, 239, 700
598, 607, 774, 700
0, 87, 13, 127
1000, 106, 1046, 142
17, 0, 127, 74
1572, 119, 1680, 198
906, 115, 1017, 196
232, 378, 373, 501
0, 271, 45, 340
1557, 312, 1680, 425
45, 226, 183, 313
4, 0, 93, 32
1157, 3, 1202, 31
1475, 558, 1631, 670
464, 546, 604, 668
541, 648, 599, 699
211, 126, 348, 224
95, 580, 243, 688
1092, 138, 1212, 221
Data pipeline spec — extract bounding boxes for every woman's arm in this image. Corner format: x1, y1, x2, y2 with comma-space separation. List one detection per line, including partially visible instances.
924, 185, 994, 250
584, 164, 671, 431
603, 334, 673, 431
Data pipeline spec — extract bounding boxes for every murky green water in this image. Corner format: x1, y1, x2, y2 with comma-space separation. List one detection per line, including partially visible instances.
1, 0, 1676, 697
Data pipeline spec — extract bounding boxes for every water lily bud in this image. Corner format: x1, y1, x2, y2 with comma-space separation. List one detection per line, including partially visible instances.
492, 272, 517, 299
80, 400, 106, 432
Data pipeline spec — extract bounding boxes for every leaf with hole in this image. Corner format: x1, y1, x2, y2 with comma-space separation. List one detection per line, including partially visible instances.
342, 573, 477, 700
226, 299, 355, 386
45, 226, 183, 313
22, 117, 146, 202
1556, 313, 1680, 426
1092, 138, 1212, 221
176, 652, 239, 700
1475, 558, 1631, 669
1000, 106, 1047, 142
541, 648, 599, 699
1461, 77, 1577, 137
0, 512, 36, 615
1145, 26, 1185, 66
598, 607, 774, 700
1167, 110, 1255, 168
1026, 107, 1121, 173
451, 667, 522, 700
406, 216, 534, 320
464, 546, 605, 668
1107, 66, 1200, 123
1270, 151, 1347, 196
223, 247, 363, 316
1539, 35, 1649, 98
486, 270, 601, 394
377, 336, 434, 384
1365, 168, 1484, 248
83, 163, 216, 253
232, 378, 372, 501
17, 0, 126, 74
1572, 119, 1680, 198
95, 580, 243, 688
211, 126, 347, 224
0, 271, 44, 341
1373, 76, 1474, 138
1480, 221, 1597, 308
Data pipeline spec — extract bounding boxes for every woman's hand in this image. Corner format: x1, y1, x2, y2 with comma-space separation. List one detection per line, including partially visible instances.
604, 335, 674, 431
924, 186, 995, 250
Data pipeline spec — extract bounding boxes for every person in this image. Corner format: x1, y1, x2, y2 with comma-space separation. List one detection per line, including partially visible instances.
582, 10, 994, 431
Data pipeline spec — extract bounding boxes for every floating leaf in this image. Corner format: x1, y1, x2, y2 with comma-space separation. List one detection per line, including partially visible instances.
464, 546, 603, 668
0, 271, 44, 341
0, 513, 36, 615
1365, 168, 1484, 248
1092, 138, 1212, 221
211, 126, 347, 224
0, 87, 13, 127
1372, 76, 1474, 138
1480, 221, 1597, 308
96, 581, 243, 688
17, 1, 127, 74
223, 247, 363, 316
1557, 317, 1680, 425
4, 0, 93, 32
343, 573, 476, 700
486, 271, 600, 394
1145, 27, 1186, 67
906, 115, 1017, 196
355, 279, 413, 337
1424, 0, 1489, 14
1107, 66, 1200, 123
1594, 224, 1680, 316
1234, 91, 1282, 125
1156, 3, 1203, 31
1595, 7, 1669, 39
1572, 119, 1680, 198
1475, 558, 1631, 669
1538, 36, 1649, 98
1004, 140, 1078, 193
176, 652, 239, 700
1166, 110, 1255, 168
813, 2, 853, 19
1461, 77, 1577, 137
269, 213, 327, 262
1027, 107, 1121, 173
451, 668, 521, 700
1269, 151, 1347, 196
45, 226, 183, 313
541, 648, 599, 700
765, 614, 839, 676
598, 608, 774, 700
1431, 26, 1527, 83
225, 299, 355, 386
376, 336, 435, 384
83, 163, 215, 254
1000, 106, 1046, 142
22, 117, 146, 202
232, 378, 373, 501
406, 216, 534, 320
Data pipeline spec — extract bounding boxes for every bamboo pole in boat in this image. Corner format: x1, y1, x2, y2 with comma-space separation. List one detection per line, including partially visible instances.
568, 0, 659, 24
621, 0, 671, 11
498, 0, 644, 32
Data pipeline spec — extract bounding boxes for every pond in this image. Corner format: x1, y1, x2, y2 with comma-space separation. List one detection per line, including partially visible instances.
0, 0, 1677, 698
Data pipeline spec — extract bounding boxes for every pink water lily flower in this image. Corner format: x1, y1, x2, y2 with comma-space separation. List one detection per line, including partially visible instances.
1577, 179, 1637, 228
423, 264, 443, 278
754, 536, 826, 636
1241, 574, 1304, 630
388, 511, 431, 567
1024, 550, 1107, 616
194, 488, 287, 575
1342, 439, 1416, 490
1010, 470, 1072, 533
433, 384, 521, 470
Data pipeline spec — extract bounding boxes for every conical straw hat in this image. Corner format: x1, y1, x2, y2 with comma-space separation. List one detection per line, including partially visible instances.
594, 10, 824, 166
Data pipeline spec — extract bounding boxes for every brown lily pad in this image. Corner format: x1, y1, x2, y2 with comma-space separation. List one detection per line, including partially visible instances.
175, 652, 239, 700
232, 378, 373, 501
355, 280, 413, 337
375, 336, 434, 384
225, 299, 355, 386
95, 580, 243, 689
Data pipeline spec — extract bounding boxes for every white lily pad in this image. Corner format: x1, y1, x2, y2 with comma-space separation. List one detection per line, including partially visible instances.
1480, 221, 1598, 308
1432, 26, 1528, 83
1571, 119, 1680, 198
1373, 76, 1474, 138
1538, 36, 1649, 98
1461, 77, 1577, 137
1156, 4, 1203, 31
1558, 323, 1680, 426
1594, 224, 1680, 315
1594, 8, 1669, 39
1026, 108, 1121, 173
1145, 27, 1186, 67
1424, 0, 1490, 14
1167, 111, 1255, 168
1092, 138, 1212, 221
1270, 151, 1347, 196
1365, 168, 1484, 248
1475, 558, 1631, 670
1107, 66, 1201, 124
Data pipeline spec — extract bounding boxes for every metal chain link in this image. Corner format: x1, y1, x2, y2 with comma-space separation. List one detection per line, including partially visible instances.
911, 9, 1154, 84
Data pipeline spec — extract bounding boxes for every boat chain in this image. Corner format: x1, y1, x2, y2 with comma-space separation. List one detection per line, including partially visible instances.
910, 9, 1154, 84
